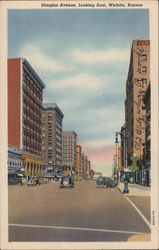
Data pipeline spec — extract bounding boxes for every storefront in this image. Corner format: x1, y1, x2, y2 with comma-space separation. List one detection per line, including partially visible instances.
135, 168, 151, 186
8, 145, 22, 179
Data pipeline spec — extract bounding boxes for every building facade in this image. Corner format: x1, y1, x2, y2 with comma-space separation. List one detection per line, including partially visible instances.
62, 131, 77, 172
42, 103, 64, 168
76, 145, 82, 177
86, 161, 91, 179
125, 40, 150, 165
8, 58, 45, 176
8, 145, 22, 178
142, 82, 151, 186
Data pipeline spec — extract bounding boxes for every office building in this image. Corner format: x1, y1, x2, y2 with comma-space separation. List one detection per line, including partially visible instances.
76, 145, 82, 177
8, 58, 45, 176
62, 131, 77, 172
42, 103, 64, 168
87, 161, 91, 179
125, 40, 150, 165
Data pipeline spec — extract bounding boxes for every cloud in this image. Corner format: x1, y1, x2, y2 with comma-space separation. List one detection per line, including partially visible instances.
47, 73, 105, 90
19, 44, 69, 72
72, 48, 130, 65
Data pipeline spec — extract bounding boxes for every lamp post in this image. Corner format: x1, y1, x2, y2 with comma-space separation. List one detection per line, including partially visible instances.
115, 134, 120, 182
115, 129, 129, 193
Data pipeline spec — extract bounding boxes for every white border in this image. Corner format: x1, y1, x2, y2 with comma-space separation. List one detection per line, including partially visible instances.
0, 0, 158, 249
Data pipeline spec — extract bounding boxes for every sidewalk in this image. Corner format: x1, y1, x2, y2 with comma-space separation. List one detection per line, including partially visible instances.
118, 182, 151, 197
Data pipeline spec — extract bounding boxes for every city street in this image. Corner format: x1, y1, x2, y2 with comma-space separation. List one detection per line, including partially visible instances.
8, 180, 150, 242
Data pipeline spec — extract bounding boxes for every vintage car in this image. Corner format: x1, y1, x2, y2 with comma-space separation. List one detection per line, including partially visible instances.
60, 176, 74, 188
96, 177, 117, 188
27, 178, 37, 186
8, 178, 21, 185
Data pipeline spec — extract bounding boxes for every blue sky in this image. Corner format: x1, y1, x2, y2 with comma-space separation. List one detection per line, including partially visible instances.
8, 9, 149, 176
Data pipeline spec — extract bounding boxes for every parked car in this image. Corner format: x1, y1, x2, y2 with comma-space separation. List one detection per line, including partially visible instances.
96, 177, 117, 188
8, 178, 21, 185
93, 172, 102, 181
60, 176, 74, 188
27, 178, 37, 186
34, 177, 41, 185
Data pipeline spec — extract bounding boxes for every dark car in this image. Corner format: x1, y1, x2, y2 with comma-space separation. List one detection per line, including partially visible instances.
27, 178, 37, 186
34, 177, 41, 185
60, 176, 74, 188
8, 178, 22, 185
96, 177, 117, 188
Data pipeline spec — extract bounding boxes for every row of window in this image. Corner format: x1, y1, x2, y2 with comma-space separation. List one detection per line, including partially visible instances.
23, 93, 41, 110
23, 115, 41, 128
23, 135, 41, 144
23, 105, 41, 120
23, 125, 41, 136
8, 161, 22, 166
23, 145, 41, 155
23, 72, 42, 95
23, 83, 42, 103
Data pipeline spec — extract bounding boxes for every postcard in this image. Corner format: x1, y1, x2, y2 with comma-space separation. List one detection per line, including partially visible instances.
0, 0, 158, 249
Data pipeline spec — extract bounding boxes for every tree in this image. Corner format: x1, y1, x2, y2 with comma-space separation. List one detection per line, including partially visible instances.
130, 156, 139, 173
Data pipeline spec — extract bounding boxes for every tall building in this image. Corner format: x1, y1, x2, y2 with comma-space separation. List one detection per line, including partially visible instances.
42, 103, 64, 168
62, 131, 77, 172
8, 58, 45, 176
76, 145, 82, 177
81, 153, 87, 179
142, 82, 151, 186
125, 40, 150, 165
86, 161, 91, 179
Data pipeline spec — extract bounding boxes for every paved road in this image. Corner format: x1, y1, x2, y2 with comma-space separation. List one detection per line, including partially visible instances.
8, 180, 151, 242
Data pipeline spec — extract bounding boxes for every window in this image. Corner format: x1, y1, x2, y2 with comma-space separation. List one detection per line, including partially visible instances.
142, 55, 147, 61
142, 67, 147, 73
142, 79, 147, 87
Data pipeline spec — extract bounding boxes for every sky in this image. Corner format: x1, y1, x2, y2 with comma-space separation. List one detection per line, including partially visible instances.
8, 9, 149, 176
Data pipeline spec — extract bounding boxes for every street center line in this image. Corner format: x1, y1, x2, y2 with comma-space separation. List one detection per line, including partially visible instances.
9, 223, 145, 235
125, 196, 151, 230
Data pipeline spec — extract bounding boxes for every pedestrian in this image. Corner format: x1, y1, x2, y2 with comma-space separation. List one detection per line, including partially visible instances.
20, 178, 22, 186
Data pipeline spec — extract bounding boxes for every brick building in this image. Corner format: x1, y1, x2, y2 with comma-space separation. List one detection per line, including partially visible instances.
42, 103, 64, 168
62, 131, 77, 172
125, 40, 150, 165
76, 145, 82, 177
8, 58, 45, 176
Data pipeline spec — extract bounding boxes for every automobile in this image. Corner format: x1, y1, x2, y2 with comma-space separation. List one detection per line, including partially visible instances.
96, 177, 117, 188
27, 178, 37, 186
8, 178, 21, 185
34, 177, 41, 185
93, 172, 102, 181
60, 175, 74, 188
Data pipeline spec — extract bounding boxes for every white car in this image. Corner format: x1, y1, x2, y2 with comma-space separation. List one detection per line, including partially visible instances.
93, 173, 102, 181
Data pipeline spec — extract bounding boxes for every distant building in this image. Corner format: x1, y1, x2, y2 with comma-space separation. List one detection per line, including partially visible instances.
81, 153, 87, 179
87, 161, 91, 179
8, 58, 45, 176
76, 145, 82, 177
42, 103, 64, 168
125, 40, 150, 165
62, 131, 77, 172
